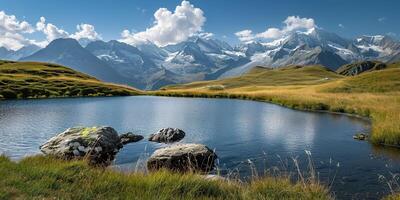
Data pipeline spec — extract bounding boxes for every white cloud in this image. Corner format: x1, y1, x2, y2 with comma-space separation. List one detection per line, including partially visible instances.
235, 29, 255, 42
36, 17, 69, 42
338, 24, 344, 28
236, 16, 316, 43
35, 17, 101, 47
283, 16, 315, 32
120, 0, 206, 46
378, 17, 386, 23
0, 11, 35, 50
255, 28, 283, 39
70, 23, 102, 41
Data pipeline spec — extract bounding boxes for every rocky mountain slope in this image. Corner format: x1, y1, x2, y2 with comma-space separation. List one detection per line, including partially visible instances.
1, 28, 397, 90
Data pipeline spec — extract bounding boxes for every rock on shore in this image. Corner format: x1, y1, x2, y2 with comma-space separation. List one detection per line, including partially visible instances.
40, 126, 123, 165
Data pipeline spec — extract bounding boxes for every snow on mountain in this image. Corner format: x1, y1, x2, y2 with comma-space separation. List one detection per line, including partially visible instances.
162, 36, 248, 77
222, 28, 400, 78
20, 38, 126, 84
9, 28, 400, 90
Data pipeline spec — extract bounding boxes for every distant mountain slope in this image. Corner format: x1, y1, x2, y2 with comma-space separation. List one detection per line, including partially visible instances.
164, 65, 342, 90
222, 28, 400, 78
20, 38, 127, 85
86, 40, 164, 89
336, 61, 387, 76
0, 60, 140, 100
162, 62, 400, 94
162, 36, 248, 76
0, 45, 41, 60
9, 28, 400, 90
388, 52, 400, 63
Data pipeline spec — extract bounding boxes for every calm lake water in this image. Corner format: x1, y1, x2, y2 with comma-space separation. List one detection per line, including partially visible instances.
0, 96, 399, 199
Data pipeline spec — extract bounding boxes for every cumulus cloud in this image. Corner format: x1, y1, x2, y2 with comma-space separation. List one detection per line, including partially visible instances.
70, 23, 102, 41
235, 30, 255, 42
338, 24, 344, 28
36, 17, 69, 42
236, 16, 316, 43
35, 17, 101, 47
0, 11, 35, 50
120, 0, 206, 46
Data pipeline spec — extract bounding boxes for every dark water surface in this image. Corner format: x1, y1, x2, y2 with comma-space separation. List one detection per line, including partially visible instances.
0, 96, 399, 199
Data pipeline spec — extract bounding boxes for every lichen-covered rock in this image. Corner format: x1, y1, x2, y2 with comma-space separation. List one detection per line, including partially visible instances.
40, 126, 122, 165
148, 128, 185, 143
353, 133, 368, 140
120, 132, 144, 145
147, 143, 217, 172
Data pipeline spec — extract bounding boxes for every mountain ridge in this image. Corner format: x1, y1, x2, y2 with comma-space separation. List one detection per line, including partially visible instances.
8, 28, 399, 90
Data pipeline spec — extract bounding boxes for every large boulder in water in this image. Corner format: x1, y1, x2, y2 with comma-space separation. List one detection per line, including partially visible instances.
148, 128, 185, 143
147, 143, 217, 172
40, 126, 123, 165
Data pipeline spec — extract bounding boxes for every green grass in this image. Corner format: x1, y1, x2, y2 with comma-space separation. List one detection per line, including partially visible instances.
0, 60, 142, 100
166, 65, 342, 90
385, 194, 400, 200
0, 155, 330, 200
321, 68, 400, 93
154, 64, 400, 147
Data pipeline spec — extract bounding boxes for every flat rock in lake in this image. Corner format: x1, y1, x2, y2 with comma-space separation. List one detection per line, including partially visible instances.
147, 143, 217, 172
120, 132, 144, 145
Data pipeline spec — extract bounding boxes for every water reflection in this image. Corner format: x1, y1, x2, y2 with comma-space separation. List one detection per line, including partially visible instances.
0, 96, 398, 199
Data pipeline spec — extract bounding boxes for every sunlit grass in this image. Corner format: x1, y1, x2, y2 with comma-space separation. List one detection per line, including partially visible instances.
0, 61, 142, 99
153, 65, 400, 147
0, 155, 331, 200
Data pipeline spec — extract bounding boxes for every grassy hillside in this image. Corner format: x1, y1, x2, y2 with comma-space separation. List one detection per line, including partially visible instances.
0, 60, 141, 99
167, 65, 342, 90
155, 64, 400, 146
0, 155, 330, 200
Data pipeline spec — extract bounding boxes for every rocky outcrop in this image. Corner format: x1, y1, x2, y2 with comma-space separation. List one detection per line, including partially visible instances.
147, 143, 217, 172
149, 128, 185, 143
336, 61, 387, 76
40, 126, 123, 165
119, 132, 143, 145
353, 133, 368, 140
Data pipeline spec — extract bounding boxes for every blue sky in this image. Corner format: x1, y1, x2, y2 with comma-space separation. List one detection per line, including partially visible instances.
1, 0, 399, 49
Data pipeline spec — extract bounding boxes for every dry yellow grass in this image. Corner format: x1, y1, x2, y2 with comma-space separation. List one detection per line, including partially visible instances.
153, 65, 400, 146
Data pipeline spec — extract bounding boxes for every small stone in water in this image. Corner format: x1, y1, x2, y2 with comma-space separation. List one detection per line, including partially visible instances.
353, 133, 367, 140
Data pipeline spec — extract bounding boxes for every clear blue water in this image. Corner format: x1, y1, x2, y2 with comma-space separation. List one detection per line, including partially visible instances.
0, 96, 399, 199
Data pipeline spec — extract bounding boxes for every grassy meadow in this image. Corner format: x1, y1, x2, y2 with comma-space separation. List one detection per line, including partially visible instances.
0, 155, 330, 200
153, 63, 400, 147
0, 60, 142, 100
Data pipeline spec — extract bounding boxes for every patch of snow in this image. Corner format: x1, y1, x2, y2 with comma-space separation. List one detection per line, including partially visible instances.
223, 50, 246, 57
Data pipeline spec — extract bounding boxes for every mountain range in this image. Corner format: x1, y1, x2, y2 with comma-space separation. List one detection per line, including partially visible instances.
1, 28, 399, 90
